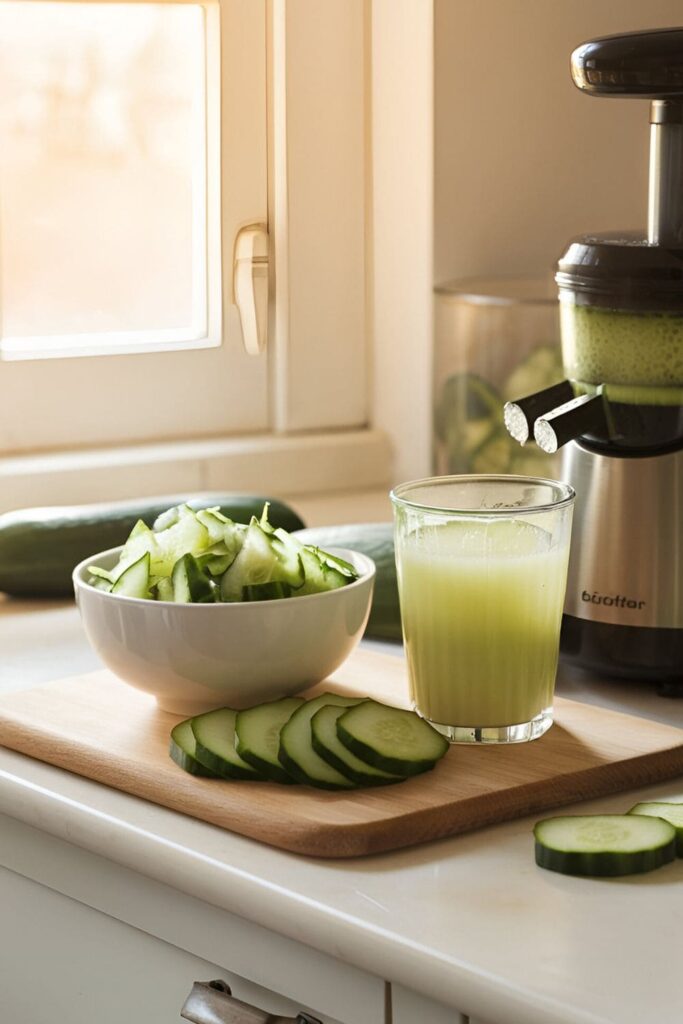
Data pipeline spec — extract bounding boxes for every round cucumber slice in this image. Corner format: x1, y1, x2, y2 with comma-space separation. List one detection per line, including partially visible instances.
191, 708, 266, 781
336, 701, 449, 777
169, 719, 218, 778
235, 697, 305, 784
278, 693, 362, 790
534, 814, 676, 877
628, 802, 683, 857
311, 704, 404, 786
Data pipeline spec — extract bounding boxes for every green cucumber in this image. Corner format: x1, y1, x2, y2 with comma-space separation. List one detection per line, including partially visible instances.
190, 708, 266, 781
220, 519, 304, 601
235, 697, 305, 783
110, 552, 151, 599
311, 704, 404, 786
278, 693, 362, 789
0, 493, 305, 598
295, 524, 399, 641
294, 546, 348, 596
169, 719, 219, 777
628, 802, 683, 856
534, 814, 677, 877
336, 701, 449, 777
171, 553, 215, 604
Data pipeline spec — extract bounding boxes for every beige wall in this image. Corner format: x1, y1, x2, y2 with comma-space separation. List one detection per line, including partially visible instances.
435, 1, 683, 284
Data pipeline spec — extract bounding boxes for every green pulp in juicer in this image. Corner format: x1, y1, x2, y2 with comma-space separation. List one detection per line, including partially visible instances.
560, 302, 683, 404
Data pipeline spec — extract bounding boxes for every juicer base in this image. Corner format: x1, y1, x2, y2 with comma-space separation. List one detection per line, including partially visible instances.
560, 614, 683, 689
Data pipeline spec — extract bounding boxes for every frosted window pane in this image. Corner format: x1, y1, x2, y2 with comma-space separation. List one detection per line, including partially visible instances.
0, 2, 207, 347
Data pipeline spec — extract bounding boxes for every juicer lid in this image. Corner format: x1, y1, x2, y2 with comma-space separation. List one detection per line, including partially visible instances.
555, 232, 683, 311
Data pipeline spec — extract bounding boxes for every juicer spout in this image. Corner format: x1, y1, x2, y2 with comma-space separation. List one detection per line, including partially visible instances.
503, 380, 574, 445
533, 393, 608, 454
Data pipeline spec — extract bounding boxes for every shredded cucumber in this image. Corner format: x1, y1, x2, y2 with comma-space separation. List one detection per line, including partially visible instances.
88, 502, 360, 604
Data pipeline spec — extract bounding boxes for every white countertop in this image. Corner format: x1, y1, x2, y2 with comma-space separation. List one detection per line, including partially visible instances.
0, 590, 682, 1024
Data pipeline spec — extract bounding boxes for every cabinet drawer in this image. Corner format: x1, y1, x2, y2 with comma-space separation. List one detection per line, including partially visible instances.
0, 865, 347, 1024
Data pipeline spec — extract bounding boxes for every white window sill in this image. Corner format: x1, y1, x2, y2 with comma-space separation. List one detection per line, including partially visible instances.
0, 429, 392, 514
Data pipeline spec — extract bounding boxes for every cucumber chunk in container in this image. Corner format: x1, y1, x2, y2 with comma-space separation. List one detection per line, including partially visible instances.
235, 697, 305, 784
336, 701, 449, 777
311, 704, 404, 787
87, 500, 360, 605
110, 552, 151, 599
171, 553, 216, 604
191, 708, 266, 781
628, 802, 683, 856
278, 693, 362, 789
534, 814, 676, 877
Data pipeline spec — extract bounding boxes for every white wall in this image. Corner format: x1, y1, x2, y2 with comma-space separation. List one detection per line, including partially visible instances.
434, 0, 683, 283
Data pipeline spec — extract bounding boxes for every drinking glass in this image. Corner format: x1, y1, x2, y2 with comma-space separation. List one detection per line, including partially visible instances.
391, 475, 575, 744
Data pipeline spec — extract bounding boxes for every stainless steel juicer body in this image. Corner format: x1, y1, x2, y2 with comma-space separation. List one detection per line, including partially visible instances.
559, 442, 683, 680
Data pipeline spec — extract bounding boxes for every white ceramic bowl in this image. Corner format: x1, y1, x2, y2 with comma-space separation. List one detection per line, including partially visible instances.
73, 546, 375, 715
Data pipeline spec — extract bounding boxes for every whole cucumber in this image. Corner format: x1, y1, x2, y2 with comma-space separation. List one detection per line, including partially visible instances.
0, 493, 305, 598
294, 523, 401, 643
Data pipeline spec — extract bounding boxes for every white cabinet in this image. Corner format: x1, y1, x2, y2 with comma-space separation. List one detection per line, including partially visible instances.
0, 814, 385, 1024
392, 984, 466, 1023
0, 866, 348, 1024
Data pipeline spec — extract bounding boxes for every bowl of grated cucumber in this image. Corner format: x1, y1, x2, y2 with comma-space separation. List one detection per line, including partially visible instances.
73, 502, 375, 715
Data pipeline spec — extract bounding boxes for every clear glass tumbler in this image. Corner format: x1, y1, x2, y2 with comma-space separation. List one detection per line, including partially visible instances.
391, 475, 575, 744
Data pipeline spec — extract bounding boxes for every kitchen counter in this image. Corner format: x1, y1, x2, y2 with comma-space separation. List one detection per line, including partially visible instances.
0, 588, 681, 1023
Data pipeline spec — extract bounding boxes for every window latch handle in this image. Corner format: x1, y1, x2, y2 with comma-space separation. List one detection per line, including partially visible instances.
181, 980, 323, 1024
233, 224, 269, 356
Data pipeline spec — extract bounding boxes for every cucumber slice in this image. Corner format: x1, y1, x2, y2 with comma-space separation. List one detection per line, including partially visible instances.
294, 546, 348, 597
311, 704, 404, 787
235, 697, 305, 783
243, 582, 291, 601
191, 708, 266, 781
111, 552, 151, 599
220, 519, 304, 601
196, 507, 231, 544
336, 702, 449, 777
170, 719, 218, 777
171, 553, 215, 603
534, 814, 677, 877
628, 802, 683, 856
156, 576, 174, 602
278, 693, 362, 789
151, 506, 211, 577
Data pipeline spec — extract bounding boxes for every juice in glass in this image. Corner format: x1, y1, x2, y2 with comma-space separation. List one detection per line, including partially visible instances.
392, 476, 574, 743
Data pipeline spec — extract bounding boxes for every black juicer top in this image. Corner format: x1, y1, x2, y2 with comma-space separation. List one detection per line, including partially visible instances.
553, 28, 683, 454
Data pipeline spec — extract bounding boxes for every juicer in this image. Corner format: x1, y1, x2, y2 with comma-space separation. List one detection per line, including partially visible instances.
504, 28, 683, 684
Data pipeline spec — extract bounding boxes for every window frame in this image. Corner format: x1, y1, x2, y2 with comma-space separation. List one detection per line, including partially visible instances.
0, 0, 436, 509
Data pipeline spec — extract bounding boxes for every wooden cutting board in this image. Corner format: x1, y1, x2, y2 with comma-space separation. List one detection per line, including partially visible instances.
0, 648, 681, 858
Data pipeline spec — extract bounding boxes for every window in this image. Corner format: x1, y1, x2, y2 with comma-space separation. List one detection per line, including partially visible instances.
0, 2, 211, 358
0, 0, 390, 508
0, 0, 269, 454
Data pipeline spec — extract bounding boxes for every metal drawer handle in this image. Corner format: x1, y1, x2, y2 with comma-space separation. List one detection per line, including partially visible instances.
181, 980, 323, 1024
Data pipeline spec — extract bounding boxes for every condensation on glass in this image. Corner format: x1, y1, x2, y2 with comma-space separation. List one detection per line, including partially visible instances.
0, 2, 214, 359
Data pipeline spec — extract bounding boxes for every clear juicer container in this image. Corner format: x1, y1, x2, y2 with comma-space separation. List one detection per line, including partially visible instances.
433, 277, 563, 476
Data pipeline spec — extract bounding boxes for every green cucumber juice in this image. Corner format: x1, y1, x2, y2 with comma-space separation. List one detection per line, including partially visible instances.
397, 519, 570, 728
560, 301, 683, 405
